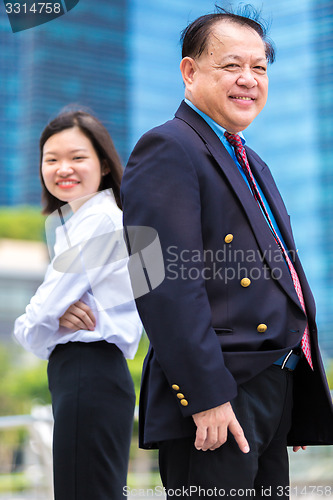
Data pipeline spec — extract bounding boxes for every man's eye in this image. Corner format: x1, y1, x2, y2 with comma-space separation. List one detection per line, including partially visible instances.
254, 66, 267, 73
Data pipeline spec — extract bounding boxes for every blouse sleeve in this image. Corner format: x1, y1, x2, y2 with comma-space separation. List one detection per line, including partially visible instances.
13, 209, 130, 359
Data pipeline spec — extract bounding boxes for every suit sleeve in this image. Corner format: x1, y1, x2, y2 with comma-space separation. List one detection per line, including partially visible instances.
121, 129, 237, 417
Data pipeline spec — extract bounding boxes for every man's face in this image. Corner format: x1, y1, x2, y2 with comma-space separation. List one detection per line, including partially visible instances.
182, 21, 269, 133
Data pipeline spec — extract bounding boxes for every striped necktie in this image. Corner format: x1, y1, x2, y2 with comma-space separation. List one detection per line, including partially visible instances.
224, 132, 313, 369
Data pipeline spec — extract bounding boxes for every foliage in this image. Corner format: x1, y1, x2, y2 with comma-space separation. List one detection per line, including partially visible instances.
0, 206, 44, 241
0, 473, 29, 493
127, 332, 149, 404
5, 362, 51, 413
0, 348, 50, 417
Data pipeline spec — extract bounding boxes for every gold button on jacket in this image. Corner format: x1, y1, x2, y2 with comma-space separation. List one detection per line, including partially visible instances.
257, 324, 268, 333
171, 384, 179, 391
240, 278, 251, 287
180, 399, 188, 407
177, 393, 185, 399
224, 234, 234, 244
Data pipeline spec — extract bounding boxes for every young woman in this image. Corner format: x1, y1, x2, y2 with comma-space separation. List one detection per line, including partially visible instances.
14, 110, 142, 500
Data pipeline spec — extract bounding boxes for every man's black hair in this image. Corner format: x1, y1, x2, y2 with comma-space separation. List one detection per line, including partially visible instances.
181, 4, 275, 64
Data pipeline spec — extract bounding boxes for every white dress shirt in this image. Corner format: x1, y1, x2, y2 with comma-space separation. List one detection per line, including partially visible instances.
14, 190, 142, 360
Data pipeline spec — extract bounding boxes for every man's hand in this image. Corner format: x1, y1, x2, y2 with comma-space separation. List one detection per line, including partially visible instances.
293, 446, 307, 452
59, 300, 96, 332
192, 402, 249, 453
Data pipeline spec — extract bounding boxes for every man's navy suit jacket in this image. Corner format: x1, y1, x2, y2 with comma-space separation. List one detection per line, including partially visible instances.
121, 101, 333, 448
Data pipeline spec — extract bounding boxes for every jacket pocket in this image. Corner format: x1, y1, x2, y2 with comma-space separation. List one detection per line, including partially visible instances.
214, 328, 234, 335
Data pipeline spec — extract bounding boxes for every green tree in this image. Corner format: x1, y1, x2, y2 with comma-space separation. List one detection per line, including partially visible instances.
0, 347, 50, 416
0, 207, 44, 241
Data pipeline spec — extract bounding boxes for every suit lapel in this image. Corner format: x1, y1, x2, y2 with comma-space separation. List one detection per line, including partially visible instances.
246, 149, 295, 251
247, 149, 316, 318
175, 101, 303, 311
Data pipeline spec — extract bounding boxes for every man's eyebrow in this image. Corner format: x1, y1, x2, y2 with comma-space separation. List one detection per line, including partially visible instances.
220, 55, 242, 62
220, 55, 267, 64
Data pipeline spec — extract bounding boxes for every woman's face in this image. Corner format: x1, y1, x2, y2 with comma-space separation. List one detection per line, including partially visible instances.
41, 127, 104, 208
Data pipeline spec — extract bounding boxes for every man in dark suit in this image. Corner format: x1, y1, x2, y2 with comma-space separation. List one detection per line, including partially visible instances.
121, 6, 333, 498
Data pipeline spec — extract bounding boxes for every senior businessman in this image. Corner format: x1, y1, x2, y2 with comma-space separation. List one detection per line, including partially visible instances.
121, 6, 333, 498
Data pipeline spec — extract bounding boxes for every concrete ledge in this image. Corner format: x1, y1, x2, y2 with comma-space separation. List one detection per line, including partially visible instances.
0, 239, 48, 277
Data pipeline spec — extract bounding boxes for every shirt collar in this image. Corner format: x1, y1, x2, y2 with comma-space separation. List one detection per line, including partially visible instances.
184, 98, 245, 146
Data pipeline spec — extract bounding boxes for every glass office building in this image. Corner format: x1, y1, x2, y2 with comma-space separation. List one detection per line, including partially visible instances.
0, 0, 332, 356
0, 0, 129, 205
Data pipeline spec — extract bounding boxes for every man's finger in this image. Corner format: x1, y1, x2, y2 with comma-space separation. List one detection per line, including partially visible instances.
293, 446, 307, 452
228, 418, 250, 454
194, 426, 208, 451
203, 426, 218, 451
208, 425, 227, 451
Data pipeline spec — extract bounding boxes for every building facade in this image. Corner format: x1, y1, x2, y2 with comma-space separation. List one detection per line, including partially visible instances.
0, 0, 129, 205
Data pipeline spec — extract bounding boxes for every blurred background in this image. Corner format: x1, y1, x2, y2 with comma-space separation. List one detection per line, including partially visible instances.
0, 0, 332, 498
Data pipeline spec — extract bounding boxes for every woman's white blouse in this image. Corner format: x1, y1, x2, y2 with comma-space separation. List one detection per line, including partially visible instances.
14, 190, 142, 360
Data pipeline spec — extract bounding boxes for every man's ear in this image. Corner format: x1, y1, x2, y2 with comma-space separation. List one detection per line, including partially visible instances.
180, 57, 197, 88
